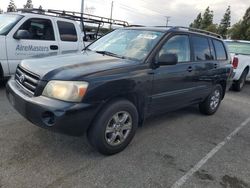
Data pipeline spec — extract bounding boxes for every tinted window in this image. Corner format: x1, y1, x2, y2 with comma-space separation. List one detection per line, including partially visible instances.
57, 21, 77, 42
209, 39, 216, 60
213, 40, 227, 60
17, 18, 55, 40
159, 35, 190, 62
192, 36, 212, 61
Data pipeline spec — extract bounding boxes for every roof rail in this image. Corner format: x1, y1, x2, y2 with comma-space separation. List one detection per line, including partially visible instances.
16, 8, 129, 27
172, 26, 222, 39
154, 26, 222, 39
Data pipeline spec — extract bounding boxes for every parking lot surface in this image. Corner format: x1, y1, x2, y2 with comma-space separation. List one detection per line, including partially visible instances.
0, 82, 250, 188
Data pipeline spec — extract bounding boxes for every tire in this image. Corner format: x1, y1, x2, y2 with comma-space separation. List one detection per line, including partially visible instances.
199, 85, 223, 115
87, 99, 138, 155
232, 69, 248, 92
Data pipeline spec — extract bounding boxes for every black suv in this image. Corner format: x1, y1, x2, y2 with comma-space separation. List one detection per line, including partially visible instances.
6, 27, 233, 155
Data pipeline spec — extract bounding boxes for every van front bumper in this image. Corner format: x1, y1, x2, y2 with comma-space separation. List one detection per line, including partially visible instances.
6, 78, 100, 136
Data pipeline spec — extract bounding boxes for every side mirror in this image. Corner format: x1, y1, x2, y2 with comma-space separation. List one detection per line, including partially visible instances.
14, 30, 31, 40
158, 53, 178, 66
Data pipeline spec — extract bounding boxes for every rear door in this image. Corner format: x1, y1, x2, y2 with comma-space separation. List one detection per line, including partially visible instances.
6, 17, 59, 74
56, 20, 80, 54
189, 35, 218, 97
149, 34, 201, 114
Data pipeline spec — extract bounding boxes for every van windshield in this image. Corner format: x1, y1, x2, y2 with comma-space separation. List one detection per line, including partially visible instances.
88, 29, 164, 61
0, 14, 23, 35
226, 41, 250, 55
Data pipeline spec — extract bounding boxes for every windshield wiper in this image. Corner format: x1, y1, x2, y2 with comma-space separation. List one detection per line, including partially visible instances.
95, 51, 125, 59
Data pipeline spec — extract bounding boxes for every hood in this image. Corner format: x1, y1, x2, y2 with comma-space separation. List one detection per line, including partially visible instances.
20, 51, 137, 81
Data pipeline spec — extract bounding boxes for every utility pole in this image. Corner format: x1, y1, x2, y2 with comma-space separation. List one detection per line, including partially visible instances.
165, 16, 170, 26
109, 1, 114, 30
80, 0, 85, 38
81, 0, 84, 14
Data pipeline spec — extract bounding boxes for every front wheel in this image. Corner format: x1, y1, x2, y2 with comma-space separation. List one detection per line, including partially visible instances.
199, 85, 223, 115
87, 99, 138, 155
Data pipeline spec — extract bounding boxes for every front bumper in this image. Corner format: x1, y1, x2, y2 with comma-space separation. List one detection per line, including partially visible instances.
6, 78, 100, 136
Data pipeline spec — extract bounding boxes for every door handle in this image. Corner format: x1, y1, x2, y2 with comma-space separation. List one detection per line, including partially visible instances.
50, 45, 59, 50
187, 66, 193, 72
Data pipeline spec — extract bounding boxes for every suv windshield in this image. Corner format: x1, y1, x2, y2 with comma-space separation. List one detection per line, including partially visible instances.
88, 29, 164, 61
226, 41, 250, 55
0, 14, 23, 35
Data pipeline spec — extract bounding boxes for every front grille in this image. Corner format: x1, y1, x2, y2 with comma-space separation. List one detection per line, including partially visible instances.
15, 66, 40, 95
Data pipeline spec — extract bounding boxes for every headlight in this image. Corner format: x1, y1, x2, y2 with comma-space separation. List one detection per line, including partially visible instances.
42, 81, 89, 102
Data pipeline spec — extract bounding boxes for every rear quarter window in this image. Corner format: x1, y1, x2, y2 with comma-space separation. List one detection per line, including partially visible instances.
57, 21, 77, 42
213, 40, 227, 60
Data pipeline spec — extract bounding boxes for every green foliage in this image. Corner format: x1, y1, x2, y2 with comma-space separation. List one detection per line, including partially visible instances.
7, 0, 16, 12
229, 7, 250, 40
200, 7, 214, 30
190, 13, 202, 28
218, 6, 231, 38
24, 0, 33, 9
190, 7, 217, 33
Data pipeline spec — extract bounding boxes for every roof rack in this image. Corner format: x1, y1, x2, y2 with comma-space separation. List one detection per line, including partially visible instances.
154, 26, 222, 39
16, 8, 129, 40
16, 8, 129, 26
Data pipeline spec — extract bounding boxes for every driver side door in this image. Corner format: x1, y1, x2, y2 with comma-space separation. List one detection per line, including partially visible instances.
6, 17, 59, 74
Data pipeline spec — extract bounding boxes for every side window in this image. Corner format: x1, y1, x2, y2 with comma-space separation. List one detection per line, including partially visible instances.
192, 36, 212, 61
209, 39, 216, 60
213, 40, 227, 60
57, 21, 77, 42
17, 18, 55, 40
159, 35, 191, 62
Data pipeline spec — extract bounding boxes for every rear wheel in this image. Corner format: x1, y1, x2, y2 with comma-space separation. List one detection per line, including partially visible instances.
87, 99, 138, 155
232, 69, 248, 92
199, 85, 223, 115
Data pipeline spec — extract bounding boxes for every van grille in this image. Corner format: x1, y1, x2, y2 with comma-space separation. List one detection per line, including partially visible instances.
15, 66, 40, 95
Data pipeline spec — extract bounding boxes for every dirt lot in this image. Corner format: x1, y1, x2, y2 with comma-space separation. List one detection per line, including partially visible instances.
0, 82, 250, 188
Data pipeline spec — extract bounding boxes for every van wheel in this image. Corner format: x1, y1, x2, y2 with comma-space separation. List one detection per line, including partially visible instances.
199, 85, 222, 115
87, 99, 138, 155
232, 69, 248, 91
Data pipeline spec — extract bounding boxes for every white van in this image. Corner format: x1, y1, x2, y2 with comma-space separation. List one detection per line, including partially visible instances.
0, 12, 85, 80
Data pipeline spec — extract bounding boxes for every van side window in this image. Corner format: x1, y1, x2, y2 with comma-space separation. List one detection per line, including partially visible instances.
192, 36, 212, 61
57, 21, 77, 42
159, 35, 191, 62
213, 40, 227, 60
17, 18, 55, 40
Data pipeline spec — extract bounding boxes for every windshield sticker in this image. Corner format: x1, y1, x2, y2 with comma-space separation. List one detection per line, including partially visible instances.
137, 34, 158, 40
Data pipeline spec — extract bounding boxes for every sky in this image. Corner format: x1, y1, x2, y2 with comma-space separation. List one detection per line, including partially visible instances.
0, 0, 249, 26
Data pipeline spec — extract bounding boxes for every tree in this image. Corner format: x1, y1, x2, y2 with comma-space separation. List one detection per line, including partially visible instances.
200, 7, 214, 30
218, 6, 231, 38
190, 13, 202, 28
0, 9, 3, 14
229, 6, 250, 40
39, 5, 43, 10
24, 0, 33, 9
7, 0, 16, 12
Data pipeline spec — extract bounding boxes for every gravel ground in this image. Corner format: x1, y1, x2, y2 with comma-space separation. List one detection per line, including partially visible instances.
0, 81, 250, 188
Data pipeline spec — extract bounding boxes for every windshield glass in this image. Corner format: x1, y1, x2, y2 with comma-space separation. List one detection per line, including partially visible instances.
88, 29, 164, 61
226, 41, 250, 55
0, 14, 23, 35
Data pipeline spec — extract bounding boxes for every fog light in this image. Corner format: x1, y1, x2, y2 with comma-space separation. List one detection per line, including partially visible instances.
42, 111, 55, 126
